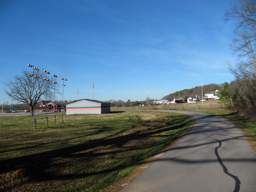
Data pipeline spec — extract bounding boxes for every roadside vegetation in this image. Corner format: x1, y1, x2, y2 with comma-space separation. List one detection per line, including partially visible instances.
205, 0, 256, 144
0, 110, 192, 192
225, 114, 256, 136
220, 0, 256, 114
212, 110, 256, 150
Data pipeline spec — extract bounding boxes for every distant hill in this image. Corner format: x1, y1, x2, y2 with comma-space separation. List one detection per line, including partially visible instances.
163, 83, 223, 100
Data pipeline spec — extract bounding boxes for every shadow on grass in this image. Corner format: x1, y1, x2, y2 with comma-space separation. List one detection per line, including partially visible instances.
0, 115, 192, 191
109, 111, 125, 114
2, 113, 254, 192
0, 127, 108, 155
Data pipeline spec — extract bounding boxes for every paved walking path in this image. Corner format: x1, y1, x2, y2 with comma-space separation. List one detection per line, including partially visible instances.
121, 111, 256, 192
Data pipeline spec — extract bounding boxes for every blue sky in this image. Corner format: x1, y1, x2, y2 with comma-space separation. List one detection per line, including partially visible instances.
0, 0, 238, 101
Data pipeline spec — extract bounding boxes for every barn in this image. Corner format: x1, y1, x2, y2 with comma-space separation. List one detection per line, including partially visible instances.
66, 99, 111, 115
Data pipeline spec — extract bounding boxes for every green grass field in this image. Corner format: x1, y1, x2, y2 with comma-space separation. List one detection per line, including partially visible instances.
113, 101, 232, 116
0, 110, 192, 192
148, 101, 232, 115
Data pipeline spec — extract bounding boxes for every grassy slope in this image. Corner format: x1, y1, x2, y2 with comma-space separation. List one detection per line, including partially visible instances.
0, 111, 192, 192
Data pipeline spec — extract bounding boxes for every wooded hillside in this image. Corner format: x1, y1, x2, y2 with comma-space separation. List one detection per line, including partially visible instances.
163, 84, 222, 100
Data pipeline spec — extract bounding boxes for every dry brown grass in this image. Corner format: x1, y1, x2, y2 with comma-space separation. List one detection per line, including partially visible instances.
0, 110, 192, 192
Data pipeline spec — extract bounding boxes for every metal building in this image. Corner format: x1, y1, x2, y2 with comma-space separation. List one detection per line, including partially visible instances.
66, 99, 111, 115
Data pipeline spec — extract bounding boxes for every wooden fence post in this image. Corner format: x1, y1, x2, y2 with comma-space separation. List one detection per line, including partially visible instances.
61, 112, 64, 124
46, 117, 49, 128
54, 115, 57, 125
33, 117, 37, 129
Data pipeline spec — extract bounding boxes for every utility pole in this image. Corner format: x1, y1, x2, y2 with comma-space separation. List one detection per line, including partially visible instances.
61, 77, 68, 113
1, 103, 3, 113
76, 89, 80, 99
92, 81, 95, 99
201, 85, 204, 103
61, 78, 68, 102
53, 74, 58, 102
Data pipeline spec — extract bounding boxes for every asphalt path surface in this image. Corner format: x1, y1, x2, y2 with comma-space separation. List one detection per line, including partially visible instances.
121, 111, 256, 192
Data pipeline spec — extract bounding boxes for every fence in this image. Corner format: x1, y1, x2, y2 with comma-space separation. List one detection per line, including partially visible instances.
32, 113, 66, 128
0, 113, 66, 129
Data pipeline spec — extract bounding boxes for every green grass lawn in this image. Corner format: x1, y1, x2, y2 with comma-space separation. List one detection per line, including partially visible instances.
0, 111, 192, 192
113, 101, 232, 115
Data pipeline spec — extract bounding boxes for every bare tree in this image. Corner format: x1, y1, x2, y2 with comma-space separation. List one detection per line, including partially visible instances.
228, 0, 256, 57
227, 0, 256, 112
6, 70, 55, 116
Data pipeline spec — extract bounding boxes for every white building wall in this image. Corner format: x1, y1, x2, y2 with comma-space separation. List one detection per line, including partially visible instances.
66, 100, 102, 115
66, 108, 101, 115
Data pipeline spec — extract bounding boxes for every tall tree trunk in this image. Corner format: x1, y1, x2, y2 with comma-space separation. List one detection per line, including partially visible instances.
31, 105, 35, 116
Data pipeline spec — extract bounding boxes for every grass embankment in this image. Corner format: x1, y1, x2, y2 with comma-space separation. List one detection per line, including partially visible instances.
0, 111, 192, 192
221, 113, 256, 146
227, 115, 256, 135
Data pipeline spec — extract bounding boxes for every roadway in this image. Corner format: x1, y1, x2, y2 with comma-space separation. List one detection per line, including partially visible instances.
121, 111, 256, 192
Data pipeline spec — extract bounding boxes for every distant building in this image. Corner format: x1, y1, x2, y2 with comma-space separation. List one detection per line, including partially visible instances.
170, 99, 176, 104
38, 101, 61, 112
174, 98, 186, 103
204, 93, 220, 100
187, 97, 197, 104
153, 100, 170, 105
168, 98, 186, 104
66, 99, 111, 115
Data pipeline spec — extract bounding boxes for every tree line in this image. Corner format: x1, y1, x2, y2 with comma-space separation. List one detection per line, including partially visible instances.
220, 0, 256, 114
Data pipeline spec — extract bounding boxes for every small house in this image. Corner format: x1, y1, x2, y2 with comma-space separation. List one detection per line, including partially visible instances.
66, 99, 111, 115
